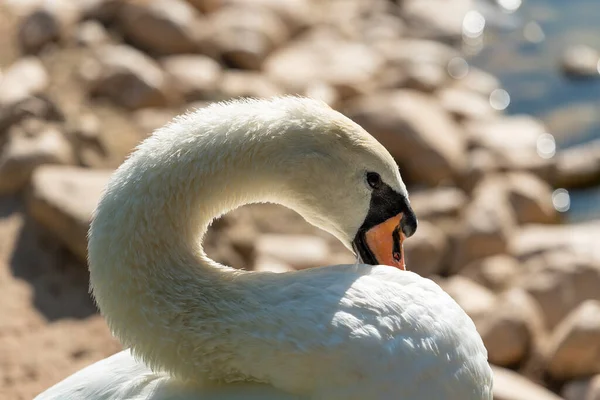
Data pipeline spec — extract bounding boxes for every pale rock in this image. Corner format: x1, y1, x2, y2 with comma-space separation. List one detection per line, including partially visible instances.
401, 0, 474, 42
265, 30, 384, 98
217, 71, 283, 99
545, 300, 600, 380
451, 66, 501, 96
345, 90, 467, 185
409, 187, 468, 220
506, 172, 557, 224
493, 366, 563, 400
86, 45, 170, 109
360, 12, 406, 43
255, 234, 330, 270
303, 83, 340, 109
404, 221, 448, 276
437, 87, 497, 121
478, 289, 544, 366
461, 148, 500, 192
75, 20, 110, 47
222, 0, 314, 34
405, 62, 447, 92
452, 176, 516, 270
27, 166, 112, 259
162, 55, 222, 102
561, 45, 600, 78
132, 108, 177, 135
253, 255, 294, 274
0, 120, 74, 194
553, 139, 600, 188
563, 375, 600, 400
119, 0, 205, 55
208, 5, 288, 70
441, 276, 496, 323
0, 57, 49, 107
459, 255, 521, 292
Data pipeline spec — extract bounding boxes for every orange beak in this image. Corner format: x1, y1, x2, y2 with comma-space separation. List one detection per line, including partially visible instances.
364, 213, 406, 270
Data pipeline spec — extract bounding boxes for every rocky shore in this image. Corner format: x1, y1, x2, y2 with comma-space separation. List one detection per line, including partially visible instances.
0, 0, 599, 399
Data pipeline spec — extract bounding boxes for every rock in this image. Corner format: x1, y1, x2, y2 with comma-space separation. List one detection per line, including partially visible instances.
440, 276, 496, 323
0, 57, 49, 107
265, 30, 384, 98
345, 90, 467, 185
162, 55, 222, 102
493, 366, 563, 400
80, 0, 123, 22
217, 71, 283, 100
220, 0, 314, 33
208, 5, 289, 70
185, 0, 221, 13
451, 66, 501, 97
553, 139, 600, 189
17, 8, 61, 53
255, 234, 330, 270
0, 95, 64, 134
409, 187, 468, 220
452, 176, 516, 270
478, 289, 544, 366
516, 250, 600, 330
563, 375, 600, 400
253, 255, 294, 274
85, 45, 170, 109
459, 255, 521, 292
404, 221, 448, 276
75, 20, 110, 48
132, 108, 177, 134
460, 148, 500, 191
401, 0, 474, 42
437, 87, 497, 121
27, 166, 112, 259
118, 0, 205, 55
561, 45, 600, 78
505, 173, 557, 224
545, 300, 600, 380
0, 119, 74, 194
66, 113, 108, 168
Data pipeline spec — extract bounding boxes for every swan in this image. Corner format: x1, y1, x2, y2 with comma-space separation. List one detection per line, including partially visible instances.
35, 97, 493, 400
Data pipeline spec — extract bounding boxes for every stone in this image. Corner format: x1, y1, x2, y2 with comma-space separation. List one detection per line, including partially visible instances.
85, 45, 170, 109
459, 255, 521, 292
452, 176, 516, 270
265, 30, 384, 98
345, 90, 467, 185
162, 55, 222, 102
377, 39, 458, 70
220, 0, 314, 33
409, 187, 468, 220
217, 71, 283, 100
80, 0, 123, 22
505, 172, 557, 224
132, 108, 177, 135
17, 8, 61, 53
0, 119, 74, 194
404, 221, 448, 276
75, 20, 110, 48
553, 139, 600, 188
478, 289, 544, 366
545, 300, 600, 380
437, 87, 497, 121
253, 255, 294, 274
440, 276, 497, 323
561, 45, 600, 78
255, 234, 331, 270
185, 0, 221, 13
451, 66, 501, 97
0, 95, 64, 134
207, 5, 289, 70
460, 148, 500, 192
118, 0, 205, 55
563, 375, 600, 400
27, 166, 113, 259
0, 57, 49, 107
493, 366, 563, 400
66, 113, 108, 168
401, 0, 474, 42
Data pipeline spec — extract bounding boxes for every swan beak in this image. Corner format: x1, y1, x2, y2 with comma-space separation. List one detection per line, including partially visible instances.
364, 213, 406, 270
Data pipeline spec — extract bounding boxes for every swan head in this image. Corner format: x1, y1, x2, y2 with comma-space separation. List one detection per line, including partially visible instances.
238, 97, 419, 269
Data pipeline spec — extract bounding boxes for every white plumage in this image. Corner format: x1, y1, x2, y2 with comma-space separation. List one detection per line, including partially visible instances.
35, 97, 493, 400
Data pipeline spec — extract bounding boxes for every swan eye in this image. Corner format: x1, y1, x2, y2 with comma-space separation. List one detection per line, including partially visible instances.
366, 172, 383, 190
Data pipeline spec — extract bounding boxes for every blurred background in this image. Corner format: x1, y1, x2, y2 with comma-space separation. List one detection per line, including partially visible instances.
0, 0, 598, 399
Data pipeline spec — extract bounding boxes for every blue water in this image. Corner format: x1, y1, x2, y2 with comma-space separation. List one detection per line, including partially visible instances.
468, 0, 600, 221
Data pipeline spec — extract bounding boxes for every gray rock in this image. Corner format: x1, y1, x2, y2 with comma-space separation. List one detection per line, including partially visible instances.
18, 8, 61, 53
561, 45, 600, 78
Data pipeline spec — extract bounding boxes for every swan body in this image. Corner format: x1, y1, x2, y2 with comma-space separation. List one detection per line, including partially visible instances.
35, 97, 493, 399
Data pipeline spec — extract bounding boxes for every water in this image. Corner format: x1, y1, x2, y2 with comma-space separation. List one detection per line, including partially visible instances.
468, 0, 600, 222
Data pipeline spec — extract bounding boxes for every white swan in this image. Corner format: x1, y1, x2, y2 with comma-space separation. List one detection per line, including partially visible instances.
35, 97, 493, 400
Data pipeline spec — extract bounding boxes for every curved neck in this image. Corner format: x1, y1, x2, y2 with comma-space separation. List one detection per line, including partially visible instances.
88, 111, 305, 383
